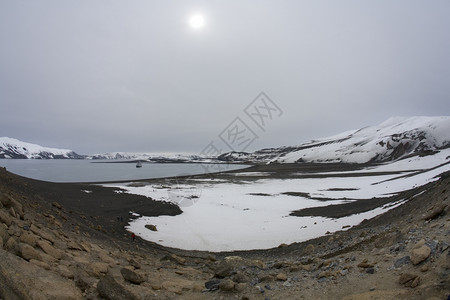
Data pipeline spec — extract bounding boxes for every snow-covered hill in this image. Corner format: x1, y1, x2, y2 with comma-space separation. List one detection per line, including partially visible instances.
218, 116, 450, 164
0, 137, 84, 159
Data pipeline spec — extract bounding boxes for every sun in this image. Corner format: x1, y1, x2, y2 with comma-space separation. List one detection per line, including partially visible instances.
189, 14, 205, 29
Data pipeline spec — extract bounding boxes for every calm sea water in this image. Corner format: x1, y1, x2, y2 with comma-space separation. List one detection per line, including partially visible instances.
0, 159, 247, 183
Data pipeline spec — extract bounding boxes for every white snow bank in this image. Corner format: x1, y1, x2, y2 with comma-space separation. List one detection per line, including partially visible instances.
105, 152, 450, 251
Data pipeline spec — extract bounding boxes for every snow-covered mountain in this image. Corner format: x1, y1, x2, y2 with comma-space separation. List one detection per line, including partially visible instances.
0, 137, 210, 162
218, 116, 450, 164
88, 152, 208, 163
0, 137, 84, 159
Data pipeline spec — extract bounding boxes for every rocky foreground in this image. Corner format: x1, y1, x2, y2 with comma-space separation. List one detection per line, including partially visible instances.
0, 167, 449, 300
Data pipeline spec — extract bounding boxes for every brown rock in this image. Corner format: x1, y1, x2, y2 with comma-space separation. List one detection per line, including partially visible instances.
30, 225, 55, 244
0, 248, 83, 299
128, 258, 141, 269
423, 204, 447, 220
29, 259, 51, 270
192, 284, 204, 292
232, 271, 249, 283
97, 251, 116, 264
52, 202, 62, 209
259, 275, 274, 282
161, 253, 186, 265
235, 282, 246, 292
5, 236, 18, 253
318, 271, 335, 279
19, 232, 39, 247
0, 210, 13, 226
120, 267, 146, 284
276, 272, 288, 281
0, 224, 9, 242
9, 207, 16, 218
75, 273, 97, 292
304, 244, 315, 254
219, 279, 235, 291
301, 264, 313, 272
420, 264, 429, 272
37, 240, 62, 260
97, 275, 138, 300
7, 224, 21, 237
411, 276, 421, 288
399, 273, 419, 287
207, 254, 217, 262
0, 193, 24, 219
18, 243, 42, 261
251, 259, 266, 269
358, 261, 375, 268
214, 263, 233, 278
56, 264, 74, 278
89, 262, 109, 277
411, 245, 431, 265
145, 224, 157, 231
67, 241, 83, 251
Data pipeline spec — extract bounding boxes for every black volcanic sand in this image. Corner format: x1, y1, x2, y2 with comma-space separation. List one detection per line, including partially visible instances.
0, 167, 181, 244
0, 161, 440, 253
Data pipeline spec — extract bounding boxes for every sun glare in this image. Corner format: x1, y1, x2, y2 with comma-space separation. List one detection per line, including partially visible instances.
189, 14, 205, 29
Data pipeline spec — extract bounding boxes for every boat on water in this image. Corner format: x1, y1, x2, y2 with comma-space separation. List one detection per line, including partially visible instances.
136, 161, 142, 168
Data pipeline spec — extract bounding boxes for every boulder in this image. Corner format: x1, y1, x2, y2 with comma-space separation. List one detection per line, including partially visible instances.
128, 258, 141, 269
219, 279, 235, 291
399, 273, 420, 287
9, 207, 16, 218
0, 193, 24, 219
423, 204, 447, 220
37, 240, 63, 260
0, 224, 9, 242
120, 267, 146, 284
145, 224, 157, 231
276, 272, 288, 281
160, 253, 186, 265
0, 248, 83, 299
75, 273, 96, 292
214, 263, 233, 278
0, 209, 13, 226
30, 259, 51, 270
18, 243, 42, 261
67, 241, 83, 251
411, 245, 431, 265
56, 265, 73, 278
231, 271, 249, 283
97, 275, 138, 300
5, 236, 18, 253
358, 261, 375, 268
30, 225, 55, 244
304, 244, 315, 254
88, 262, 109, 277
52, 202, 62, 209
19, 232, 39, 247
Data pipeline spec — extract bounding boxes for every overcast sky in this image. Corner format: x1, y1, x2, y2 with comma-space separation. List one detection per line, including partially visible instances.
1, 1, 449, 154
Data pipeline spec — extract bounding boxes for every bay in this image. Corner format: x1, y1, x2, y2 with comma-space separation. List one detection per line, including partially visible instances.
0, 159, 247, 183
